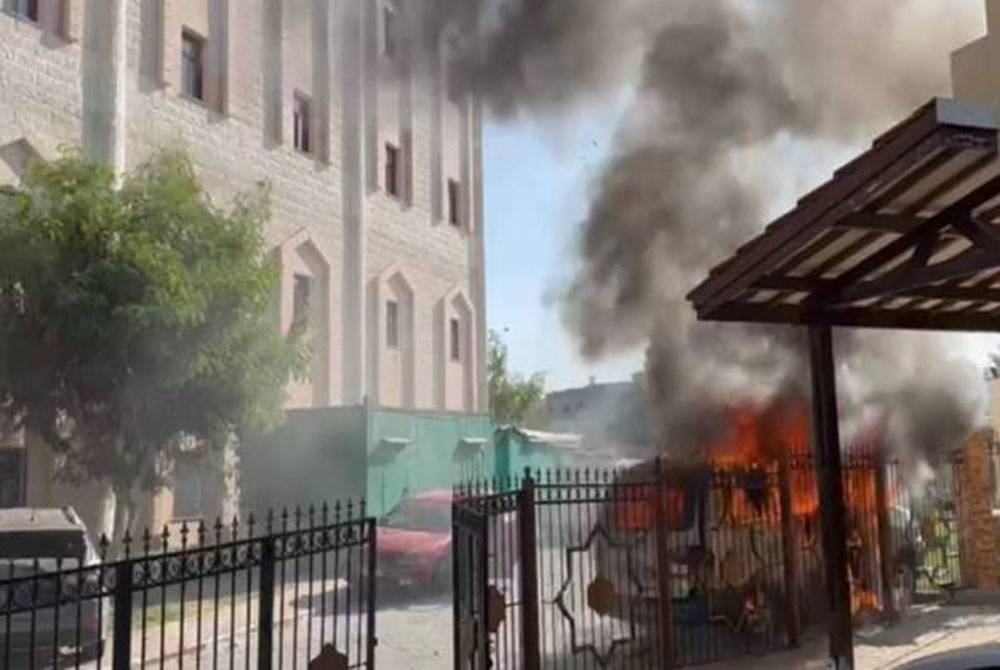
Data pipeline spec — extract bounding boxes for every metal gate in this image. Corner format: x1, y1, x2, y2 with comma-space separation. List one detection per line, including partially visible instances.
454, 455, 965, 668
453, 494, 489, 667
0, 501, 377, 669
453, 463, 753, 669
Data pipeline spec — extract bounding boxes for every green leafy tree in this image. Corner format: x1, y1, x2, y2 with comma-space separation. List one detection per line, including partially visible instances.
0, 151, 306, 548
488, 330, 544, 425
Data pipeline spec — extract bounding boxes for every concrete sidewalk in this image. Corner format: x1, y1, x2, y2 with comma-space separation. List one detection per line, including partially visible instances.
701, 605, 1000, 670
125, 576, 347, 666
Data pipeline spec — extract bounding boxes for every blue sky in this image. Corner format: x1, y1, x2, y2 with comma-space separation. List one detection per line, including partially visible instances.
482, 112, 644, 391
483, 117, 1000, 395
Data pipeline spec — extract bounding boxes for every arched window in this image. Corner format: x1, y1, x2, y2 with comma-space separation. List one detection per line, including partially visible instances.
371, 266, 415, 409
438, 287, 475, 412
277, 234, 332, 409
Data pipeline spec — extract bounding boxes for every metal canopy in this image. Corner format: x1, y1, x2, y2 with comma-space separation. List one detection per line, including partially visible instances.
689, 98, 1000, 331
687, 97, 1000, 670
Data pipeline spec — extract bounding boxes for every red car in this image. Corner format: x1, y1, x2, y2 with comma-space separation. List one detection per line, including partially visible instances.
376, 490, 454, 591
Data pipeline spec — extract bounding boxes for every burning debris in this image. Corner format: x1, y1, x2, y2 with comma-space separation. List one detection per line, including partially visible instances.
425, 0, 986, 462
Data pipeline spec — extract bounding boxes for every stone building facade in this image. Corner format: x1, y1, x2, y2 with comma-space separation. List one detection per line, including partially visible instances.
0, 0, 487, 535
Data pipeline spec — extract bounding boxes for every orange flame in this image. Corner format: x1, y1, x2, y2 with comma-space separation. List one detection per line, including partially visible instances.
705, 398, 892, 615
707, 401, 810, 466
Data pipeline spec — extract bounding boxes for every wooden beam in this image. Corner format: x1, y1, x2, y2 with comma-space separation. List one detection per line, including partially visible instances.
902, 151, 995, 214
700, 302, 1000, 332
808, 326, 854, 668
692, 115, 999, 312
689, 109, 948, 309
811, 232, 882, 277
975, 200, 1000, 223
774, 229, 848, 276
833, 248, 996, 305
861, 147, 959, 209
950, 268, 1000, 315
912, 228, 940, 267
834, 212, 928, 234
953, 216, 1000, 257
755, 271, 1000, 303
813, 173, 1000, 306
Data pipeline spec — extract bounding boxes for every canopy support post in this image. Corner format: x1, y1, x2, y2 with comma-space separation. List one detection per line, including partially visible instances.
808, 325, 854, 669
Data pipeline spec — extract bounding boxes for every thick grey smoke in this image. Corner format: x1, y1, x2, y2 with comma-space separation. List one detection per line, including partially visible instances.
423, 0, 654, 117
427, 0, 985, 460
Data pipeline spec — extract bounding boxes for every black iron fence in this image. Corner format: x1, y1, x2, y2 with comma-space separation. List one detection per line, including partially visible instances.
454, 453, 964, 669
0, 501, 376, 669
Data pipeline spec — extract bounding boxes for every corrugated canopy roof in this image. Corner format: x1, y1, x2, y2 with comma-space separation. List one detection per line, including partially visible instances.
689, 98, 1000, 331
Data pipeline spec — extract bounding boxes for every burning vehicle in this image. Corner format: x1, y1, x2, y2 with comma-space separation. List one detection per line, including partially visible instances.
594, 400, 922, 634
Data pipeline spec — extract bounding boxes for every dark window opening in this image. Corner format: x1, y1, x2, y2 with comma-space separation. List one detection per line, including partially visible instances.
293, 93, 311, 153
386, 300, 399, 349
385, 143, 400, 197
0, 449, 26, 508
6, 0, 38, 21
450, 318, 460, 362
292, 274, 312, 328
181, 30, 205, 101
447, 179, 461, 226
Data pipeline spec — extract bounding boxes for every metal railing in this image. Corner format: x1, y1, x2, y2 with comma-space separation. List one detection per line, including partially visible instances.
454, 453, 964, 668
0, 501, 376, 669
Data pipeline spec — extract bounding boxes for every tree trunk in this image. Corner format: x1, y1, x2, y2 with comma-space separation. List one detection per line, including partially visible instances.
110, 483, 133, 558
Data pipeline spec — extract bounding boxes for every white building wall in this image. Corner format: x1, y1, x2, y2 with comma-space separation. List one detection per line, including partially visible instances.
0, 0, 487, 520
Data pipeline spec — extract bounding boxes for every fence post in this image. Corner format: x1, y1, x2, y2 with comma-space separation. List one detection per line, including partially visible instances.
653, 457, 674, 668
366, 517, 378, 669
874, 453, 896, 619
478, 507, 490, 666
518, 469, 541, 670
111, 559, 133, 670
779, 454, 801, 647
258, 538, 276, 670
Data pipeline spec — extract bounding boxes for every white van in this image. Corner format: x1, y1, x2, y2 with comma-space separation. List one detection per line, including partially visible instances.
0, 507, 107, 664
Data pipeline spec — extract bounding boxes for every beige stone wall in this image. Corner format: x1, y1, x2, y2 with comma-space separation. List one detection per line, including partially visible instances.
0, 0, 485, 525
1, 0, 484, 410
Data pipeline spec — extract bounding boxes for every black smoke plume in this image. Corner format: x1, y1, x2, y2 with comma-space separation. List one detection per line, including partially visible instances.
424, 0, 985, 460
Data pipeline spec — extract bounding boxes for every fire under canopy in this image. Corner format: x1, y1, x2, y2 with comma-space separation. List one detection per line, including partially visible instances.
688, 97, 1000, 669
